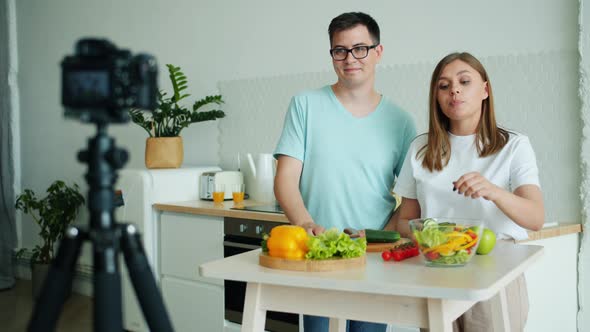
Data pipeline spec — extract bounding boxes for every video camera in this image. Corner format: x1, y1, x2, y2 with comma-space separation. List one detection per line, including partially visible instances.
26, 38, 173, 332
61, 38, 158, 123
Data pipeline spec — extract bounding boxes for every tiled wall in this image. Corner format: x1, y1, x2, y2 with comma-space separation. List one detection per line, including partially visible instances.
218, 50, 580, 225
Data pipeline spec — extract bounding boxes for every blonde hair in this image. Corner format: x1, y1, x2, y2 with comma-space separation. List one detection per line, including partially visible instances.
419, 52, 509, 171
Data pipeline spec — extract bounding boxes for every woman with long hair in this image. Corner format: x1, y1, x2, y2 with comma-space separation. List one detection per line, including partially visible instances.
392, 52, 544, 331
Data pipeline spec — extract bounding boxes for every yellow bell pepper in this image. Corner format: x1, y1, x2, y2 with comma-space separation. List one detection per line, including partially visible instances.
267, 225, 309, 259
424, 232, 473, 254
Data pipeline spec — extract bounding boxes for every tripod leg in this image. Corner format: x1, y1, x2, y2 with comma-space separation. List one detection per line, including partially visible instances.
28, 227, 84, 332
93, 227, 123, 332
121, 224, 174, 332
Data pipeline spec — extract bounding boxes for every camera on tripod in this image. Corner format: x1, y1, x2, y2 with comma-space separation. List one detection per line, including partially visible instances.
27, 39, 174, 332
61, 38, 158, 123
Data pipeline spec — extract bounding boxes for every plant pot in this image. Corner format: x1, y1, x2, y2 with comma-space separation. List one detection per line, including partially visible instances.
145, 137, 184, 169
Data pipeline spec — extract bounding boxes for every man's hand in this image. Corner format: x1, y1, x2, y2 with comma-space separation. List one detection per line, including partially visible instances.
343, 228, 366, 238
300, 222, 325, 236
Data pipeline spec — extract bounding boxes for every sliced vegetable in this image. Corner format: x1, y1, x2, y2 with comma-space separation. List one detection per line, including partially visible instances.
414, 226, 448, 249
422, 219, 438, 228
413, 220, 481, 266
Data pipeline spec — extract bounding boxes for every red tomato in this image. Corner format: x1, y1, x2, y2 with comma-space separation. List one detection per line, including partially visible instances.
391, 251, 405, 261
381, 251, 392, 261
425, 252, 440, 261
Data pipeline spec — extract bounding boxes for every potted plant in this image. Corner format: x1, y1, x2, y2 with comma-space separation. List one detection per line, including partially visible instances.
129, 64, 225, 169
15, 180, 85, 298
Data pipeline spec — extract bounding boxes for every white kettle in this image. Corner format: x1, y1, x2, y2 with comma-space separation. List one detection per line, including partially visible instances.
245, 153, 276, 203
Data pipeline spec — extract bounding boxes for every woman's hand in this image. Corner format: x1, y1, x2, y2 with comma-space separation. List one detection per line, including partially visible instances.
453, 172, 502, 201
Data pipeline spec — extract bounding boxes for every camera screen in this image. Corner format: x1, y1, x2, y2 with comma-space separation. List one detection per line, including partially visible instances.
65, 70, 109, 105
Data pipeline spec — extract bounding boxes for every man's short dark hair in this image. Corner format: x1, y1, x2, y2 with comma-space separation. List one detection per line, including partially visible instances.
328, 12, 380, 46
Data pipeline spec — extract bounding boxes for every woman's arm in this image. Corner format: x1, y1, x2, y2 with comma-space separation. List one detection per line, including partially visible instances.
491, 184, 544, 231
454, 173, 544, 231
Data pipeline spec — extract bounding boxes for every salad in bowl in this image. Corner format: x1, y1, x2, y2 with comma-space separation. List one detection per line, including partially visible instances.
409, 218, 483, 267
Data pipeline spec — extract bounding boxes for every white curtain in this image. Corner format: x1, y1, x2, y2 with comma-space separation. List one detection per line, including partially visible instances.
0, 0, 17, 290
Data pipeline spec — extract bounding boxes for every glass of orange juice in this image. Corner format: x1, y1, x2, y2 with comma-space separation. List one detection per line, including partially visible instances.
212, 184, 225, 204
232, 184, 245, 205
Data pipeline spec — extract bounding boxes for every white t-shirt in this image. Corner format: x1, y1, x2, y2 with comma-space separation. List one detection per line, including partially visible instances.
394, 132, 541, 240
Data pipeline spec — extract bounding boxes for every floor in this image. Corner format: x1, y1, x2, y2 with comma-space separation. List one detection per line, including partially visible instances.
0, 279, 419, 332
0, 279, 93, 332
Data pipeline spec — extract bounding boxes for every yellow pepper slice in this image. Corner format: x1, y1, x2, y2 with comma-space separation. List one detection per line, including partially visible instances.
421, 231, 477, 255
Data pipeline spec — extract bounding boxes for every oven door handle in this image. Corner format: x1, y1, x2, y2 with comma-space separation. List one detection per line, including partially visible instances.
223, 241, 260, 250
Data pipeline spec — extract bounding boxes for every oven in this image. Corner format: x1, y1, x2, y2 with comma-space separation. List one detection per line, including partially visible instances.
223, 217, 299, 332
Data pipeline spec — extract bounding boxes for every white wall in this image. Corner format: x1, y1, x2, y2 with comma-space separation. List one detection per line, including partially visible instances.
10, 0, 585, 329
218, 51, 580, 228
577, 1, 589, 331
14, 0, 577, 245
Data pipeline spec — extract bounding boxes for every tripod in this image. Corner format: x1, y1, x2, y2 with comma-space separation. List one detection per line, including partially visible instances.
27, 123, 174, 332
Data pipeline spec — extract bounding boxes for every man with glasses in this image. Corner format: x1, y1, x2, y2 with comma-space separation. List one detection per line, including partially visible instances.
274, 12, 416, 331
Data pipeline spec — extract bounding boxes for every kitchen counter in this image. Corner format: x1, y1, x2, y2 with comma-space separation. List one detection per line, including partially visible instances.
154, 199, 288, 222
154, 200, 582, 242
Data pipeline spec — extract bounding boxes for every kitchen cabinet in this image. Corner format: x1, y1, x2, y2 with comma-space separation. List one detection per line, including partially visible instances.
523, 233, 579, 332
159, 212, 224, 332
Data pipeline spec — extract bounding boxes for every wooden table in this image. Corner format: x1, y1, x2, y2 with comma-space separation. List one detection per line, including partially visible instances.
199, 242, 543, 332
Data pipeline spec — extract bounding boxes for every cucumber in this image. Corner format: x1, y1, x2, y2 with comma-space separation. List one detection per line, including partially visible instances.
365, 229, 401, 243
423, 219, 438, 229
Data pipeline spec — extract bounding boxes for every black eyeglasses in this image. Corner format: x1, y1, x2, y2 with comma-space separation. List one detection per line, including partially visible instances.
329, 44, 379, 61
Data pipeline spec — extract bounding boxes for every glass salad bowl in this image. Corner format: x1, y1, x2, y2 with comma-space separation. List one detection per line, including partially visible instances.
409, 218, 484, 267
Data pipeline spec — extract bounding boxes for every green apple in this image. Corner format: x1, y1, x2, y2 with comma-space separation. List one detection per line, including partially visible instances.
468, 225, 481, 234
476, 228, 496, 255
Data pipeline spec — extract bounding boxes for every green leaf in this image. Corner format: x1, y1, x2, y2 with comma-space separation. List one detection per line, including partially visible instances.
128, 63, 226, 137
15, 180, 85, 264
305, 228, 366, 260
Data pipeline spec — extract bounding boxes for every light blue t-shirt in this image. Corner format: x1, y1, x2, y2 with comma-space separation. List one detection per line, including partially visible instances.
274, 85, 416, 231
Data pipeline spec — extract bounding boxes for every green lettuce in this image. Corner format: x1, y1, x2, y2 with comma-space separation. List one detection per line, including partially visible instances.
414, 226, 448, 248
431, 250, 471, 265
305, 228, 367, 259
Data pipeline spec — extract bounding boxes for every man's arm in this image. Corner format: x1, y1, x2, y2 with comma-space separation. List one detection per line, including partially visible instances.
274, 155, 325, 235
383, 198, 420, 238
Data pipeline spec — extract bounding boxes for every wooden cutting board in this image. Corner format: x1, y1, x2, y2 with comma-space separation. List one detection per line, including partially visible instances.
259, 253, 365, 272
366, 238, 412, 252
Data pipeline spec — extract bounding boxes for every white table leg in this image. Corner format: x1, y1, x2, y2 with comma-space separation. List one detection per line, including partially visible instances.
328, 317, 346, 332
490, 287, 510, 332
241, 282, 266, 332
427, 298, 453, 332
